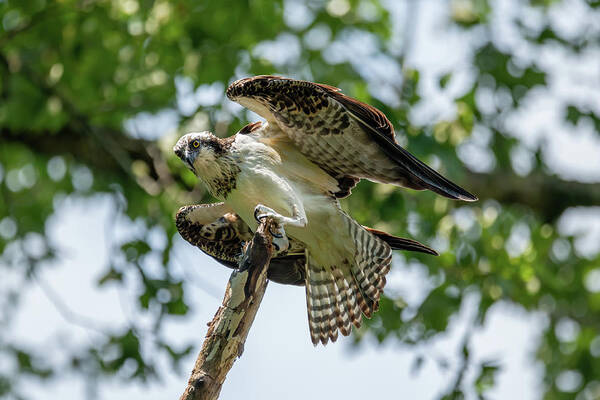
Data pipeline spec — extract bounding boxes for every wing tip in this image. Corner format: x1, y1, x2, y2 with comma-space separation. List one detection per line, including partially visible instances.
426, 179, 478, 202
403, 244, 439, 256
454, 190, 479, 202
424, 247, 440, 257
453, 185, 478, 202
408, 244, 439, 257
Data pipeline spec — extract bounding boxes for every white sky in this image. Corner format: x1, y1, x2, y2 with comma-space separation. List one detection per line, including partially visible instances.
4, 0, 600, 399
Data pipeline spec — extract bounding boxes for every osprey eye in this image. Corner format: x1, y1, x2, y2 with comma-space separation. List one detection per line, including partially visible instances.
192, 140, 200, 148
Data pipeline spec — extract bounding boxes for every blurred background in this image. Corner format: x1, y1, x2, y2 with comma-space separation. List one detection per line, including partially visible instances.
1, 0, 600, 399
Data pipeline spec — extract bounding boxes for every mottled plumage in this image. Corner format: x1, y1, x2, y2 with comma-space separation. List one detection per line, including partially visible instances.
176, 202, 306, 285
227, 75, 478, 200
174, 75, 475, 345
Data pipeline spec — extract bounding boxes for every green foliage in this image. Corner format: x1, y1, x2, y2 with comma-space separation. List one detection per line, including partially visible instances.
475, 361, 500, 396
1, 0, 599, 399
13, 347, 53, 379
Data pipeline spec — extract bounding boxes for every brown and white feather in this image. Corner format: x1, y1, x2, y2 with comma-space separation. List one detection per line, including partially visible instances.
227, 75, 477, 201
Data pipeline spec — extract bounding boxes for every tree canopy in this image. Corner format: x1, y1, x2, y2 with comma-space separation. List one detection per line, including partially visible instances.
1, 0, 600, 399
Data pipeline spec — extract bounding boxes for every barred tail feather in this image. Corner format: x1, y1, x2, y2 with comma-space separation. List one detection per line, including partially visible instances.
305, 260, 338, 345
331, 266, 353, 336
315, 267, 338, 344
306, 260, 359, 345
347, 215, 392, 308
333, 265, 361, 331
304, 213, 393, 345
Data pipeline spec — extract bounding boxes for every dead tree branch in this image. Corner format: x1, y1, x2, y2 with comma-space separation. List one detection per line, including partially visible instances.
179, 218, 276, 400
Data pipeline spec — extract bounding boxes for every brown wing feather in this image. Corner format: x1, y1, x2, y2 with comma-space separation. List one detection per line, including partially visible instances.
175, 203, 247, 263
238, 121, 263, 135
227, 75, 477, 201
334, 175, 360, 199
331, 89, 478, 201
176, 203, 305, 285
320, 87, 396, 143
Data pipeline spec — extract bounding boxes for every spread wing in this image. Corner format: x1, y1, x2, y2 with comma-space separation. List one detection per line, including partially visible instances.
227, 75, 477, 201
176, 203, 437, 286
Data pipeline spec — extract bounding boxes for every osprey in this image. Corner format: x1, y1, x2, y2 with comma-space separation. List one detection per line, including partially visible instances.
174, 75, 476, 345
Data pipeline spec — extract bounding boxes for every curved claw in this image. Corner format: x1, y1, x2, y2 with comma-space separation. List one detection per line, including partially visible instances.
254, 204, 278, 225
254, 207, 263, 223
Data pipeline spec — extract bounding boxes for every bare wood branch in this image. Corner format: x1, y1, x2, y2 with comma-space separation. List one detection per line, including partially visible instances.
179, 217, 276, 400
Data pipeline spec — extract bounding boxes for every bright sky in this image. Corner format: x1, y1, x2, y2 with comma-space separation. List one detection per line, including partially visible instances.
5, 0, 600, 399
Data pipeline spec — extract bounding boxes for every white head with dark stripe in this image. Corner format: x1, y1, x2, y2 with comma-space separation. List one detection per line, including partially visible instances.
173, 132, 226, 173
173, 132, 239, 197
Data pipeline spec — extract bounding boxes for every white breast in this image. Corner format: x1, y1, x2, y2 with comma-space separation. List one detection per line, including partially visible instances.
226, 131, 338, 230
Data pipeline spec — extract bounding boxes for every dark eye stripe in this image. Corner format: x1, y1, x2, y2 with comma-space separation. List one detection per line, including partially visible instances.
187, 135, 226, 154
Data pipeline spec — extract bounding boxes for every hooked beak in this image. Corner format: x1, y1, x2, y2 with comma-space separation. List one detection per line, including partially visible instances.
184, 156, 196, 173
174, 145, 196, 173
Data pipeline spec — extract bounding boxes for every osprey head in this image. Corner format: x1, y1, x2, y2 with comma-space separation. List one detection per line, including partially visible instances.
173, 131, 227, 175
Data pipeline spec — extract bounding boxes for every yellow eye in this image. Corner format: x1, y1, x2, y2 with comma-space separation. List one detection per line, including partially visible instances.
192, 140, 200, 148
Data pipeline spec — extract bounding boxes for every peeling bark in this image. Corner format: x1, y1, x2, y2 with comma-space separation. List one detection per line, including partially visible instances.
179, 218, 275, 400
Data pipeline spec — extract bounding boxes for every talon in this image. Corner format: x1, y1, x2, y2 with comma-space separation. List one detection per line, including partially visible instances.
254, 205, 272, 223
254, 207, 261, 223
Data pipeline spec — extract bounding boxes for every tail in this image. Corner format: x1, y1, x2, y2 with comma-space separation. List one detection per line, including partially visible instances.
305, 215, 394, 345
366, 227, 439, 256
